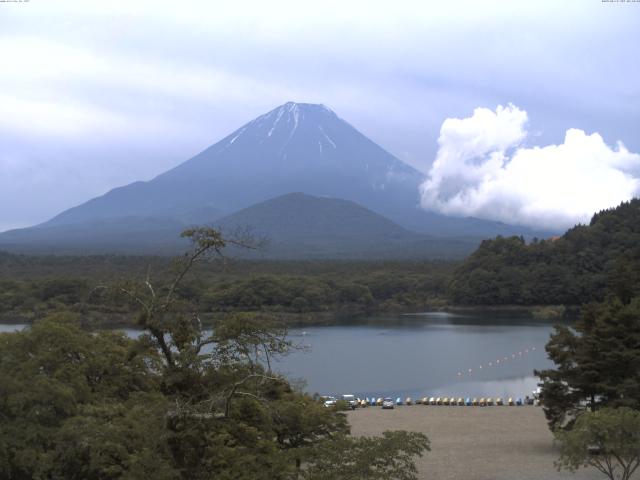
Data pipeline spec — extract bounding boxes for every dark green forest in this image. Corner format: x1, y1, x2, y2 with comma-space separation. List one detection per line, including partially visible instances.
0, 253, 453, 326
2, 200, 640, 327
449, 200, 640, 306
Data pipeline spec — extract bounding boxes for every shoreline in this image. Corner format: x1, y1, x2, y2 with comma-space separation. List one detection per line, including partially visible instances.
0, 304, 576, 328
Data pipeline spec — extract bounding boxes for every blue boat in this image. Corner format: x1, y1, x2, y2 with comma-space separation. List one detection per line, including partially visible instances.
516, 397, 523, 406
396, 397, 402, 405
465, 397, 472, 406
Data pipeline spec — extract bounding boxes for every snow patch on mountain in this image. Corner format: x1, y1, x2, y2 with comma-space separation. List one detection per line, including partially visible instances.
267, 107, 285, 137
318, 125, 336, 148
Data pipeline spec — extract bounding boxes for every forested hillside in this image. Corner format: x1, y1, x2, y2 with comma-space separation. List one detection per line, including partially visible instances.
5, 199, 640, 318
449, 200, 640, 305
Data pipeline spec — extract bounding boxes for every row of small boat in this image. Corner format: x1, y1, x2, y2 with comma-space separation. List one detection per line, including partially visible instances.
359, 396, 539, 407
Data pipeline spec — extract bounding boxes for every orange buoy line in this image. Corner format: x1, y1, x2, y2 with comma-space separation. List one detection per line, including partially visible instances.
455, 346, 538, 378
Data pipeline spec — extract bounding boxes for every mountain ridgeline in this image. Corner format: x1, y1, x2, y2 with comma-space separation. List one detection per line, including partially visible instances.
45, 102, 422, 227
449, 199, 640, 306
216, 193, 476, 259
0, 102, 550, 258
0, 193, 480, 258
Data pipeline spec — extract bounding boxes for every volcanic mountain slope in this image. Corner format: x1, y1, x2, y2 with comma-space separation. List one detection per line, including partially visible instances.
35, 102, 541, 236
215, 193, 479, 259
42, 102, 422, 228
0, 193, 480, 258
0, 217, 189, 255
0, 102, 549, 256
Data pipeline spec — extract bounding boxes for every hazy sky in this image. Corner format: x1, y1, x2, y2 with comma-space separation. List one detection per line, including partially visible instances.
1, 0, 639, 231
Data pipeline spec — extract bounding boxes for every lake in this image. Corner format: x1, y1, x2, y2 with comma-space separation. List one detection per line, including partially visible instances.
0, 311, 558, 400
278, 312, 557, 400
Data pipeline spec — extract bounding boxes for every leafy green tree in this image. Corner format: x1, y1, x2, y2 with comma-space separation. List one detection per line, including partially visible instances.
40, 395, 178, 480
0, 312, 164, 480
213, 312, 292, 372
271, 393, 349, 471
536, 296, 640, 430
112, 228, 353, 477
0, 227, 431, 479
555, 407, 640, 480
449, 199, 640, 306
302, 431, 430, 480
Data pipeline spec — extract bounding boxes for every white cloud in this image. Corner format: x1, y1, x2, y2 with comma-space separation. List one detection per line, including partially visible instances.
420, 104, 640, 230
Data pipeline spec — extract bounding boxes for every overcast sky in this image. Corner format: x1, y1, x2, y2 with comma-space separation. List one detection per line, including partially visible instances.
1, 0, 639, 231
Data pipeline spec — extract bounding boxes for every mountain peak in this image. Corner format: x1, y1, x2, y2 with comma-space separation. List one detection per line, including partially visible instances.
37, 101, 424, 228
281, 101, 334, 113
0, 100, 546, 248
213, 101, 346, 157
258, 101, 337, 125
249, 101, 338, 129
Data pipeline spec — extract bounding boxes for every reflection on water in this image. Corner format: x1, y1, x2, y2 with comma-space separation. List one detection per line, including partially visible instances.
276, 312, 556, 399
0, 324, 27, 333
0, 312, 558, 400
430, 375, 540, 399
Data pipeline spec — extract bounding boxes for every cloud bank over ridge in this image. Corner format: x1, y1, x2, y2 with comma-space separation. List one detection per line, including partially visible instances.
420, 104, 640, 231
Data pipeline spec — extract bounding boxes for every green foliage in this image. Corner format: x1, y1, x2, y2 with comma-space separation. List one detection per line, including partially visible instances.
0, 255, 454, 325
41, 395, 178, 480
531, 305, 566, 320
213, 313, 292, 371
555, 407, 640, 480
303, 431, 430, 480
0, 312, 166, 480
0, 310, 349, 479
450, 199, 640, 305
536, 296, 640, 430
0, 229, 430, 479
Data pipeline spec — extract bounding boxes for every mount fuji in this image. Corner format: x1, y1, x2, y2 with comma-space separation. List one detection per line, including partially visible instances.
0, 102, 548, 257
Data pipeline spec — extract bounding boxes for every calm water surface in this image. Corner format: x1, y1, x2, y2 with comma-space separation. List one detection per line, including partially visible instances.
277, 312, 557, 399
0, 312, 558, 400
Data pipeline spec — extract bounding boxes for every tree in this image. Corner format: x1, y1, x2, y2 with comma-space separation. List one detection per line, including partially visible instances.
0, 227, 431, 479
40, 395, 178, 480
302, 431, 430, 480
271, 393, 349, 471
449, 199, 640, 307
0, 312, 168, 480
555, 407, 640, 480
536, 295, 640, 430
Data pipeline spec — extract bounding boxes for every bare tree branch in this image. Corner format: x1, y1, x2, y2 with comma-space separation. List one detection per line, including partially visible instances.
224, 373, 281, 417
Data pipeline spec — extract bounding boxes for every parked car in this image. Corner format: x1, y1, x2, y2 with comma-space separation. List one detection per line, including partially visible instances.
382, 397, 395, 409
322, 396, 337, 408
340, 394, 359, 410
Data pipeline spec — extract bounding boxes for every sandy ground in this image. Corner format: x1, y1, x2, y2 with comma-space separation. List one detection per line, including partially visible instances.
347, 406, 607, 480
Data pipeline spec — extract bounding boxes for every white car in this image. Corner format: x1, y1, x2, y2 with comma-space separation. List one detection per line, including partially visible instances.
322, 396, 337, 408
382, 397, 395, 409
341, 394, 358, 410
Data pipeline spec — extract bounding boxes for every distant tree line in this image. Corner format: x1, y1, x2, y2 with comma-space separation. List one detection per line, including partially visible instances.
0, 256, 453, 325
3, 199, 640, 322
